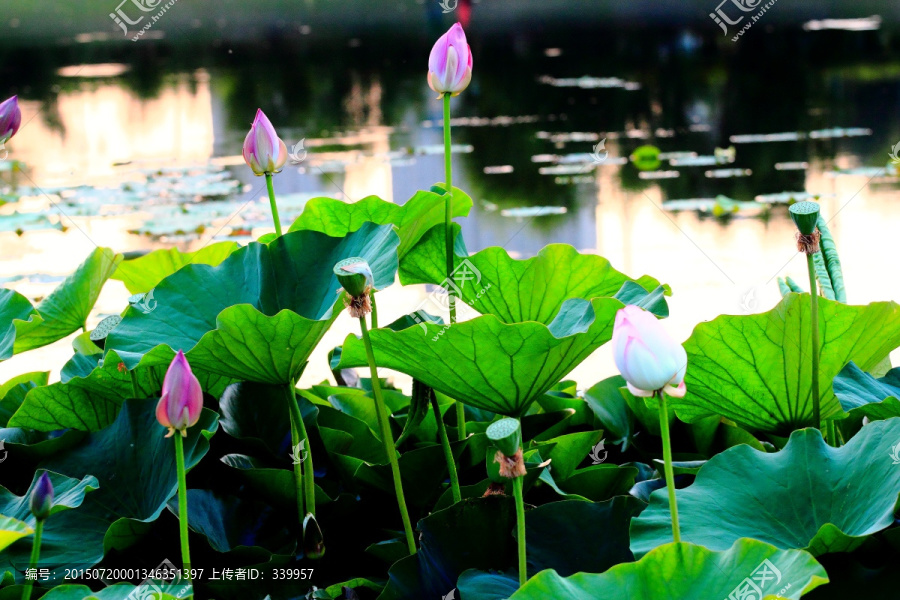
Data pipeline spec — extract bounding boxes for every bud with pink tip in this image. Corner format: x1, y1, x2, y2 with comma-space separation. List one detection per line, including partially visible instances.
427, 23, 473, 96
156, 350, 203, 437
0, 96, 21, 145
242, 109, 288, 176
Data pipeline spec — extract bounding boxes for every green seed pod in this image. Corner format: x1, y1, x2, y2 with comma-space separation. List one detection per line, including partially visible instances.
486, 417, 522, 458
789, 201, 820, 236
89, 315, 121, 350
333, 257, 373, 298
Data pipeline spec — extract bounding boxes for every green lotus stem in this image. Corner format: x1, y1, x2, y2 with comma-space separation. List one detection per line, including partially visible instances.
287, 383, 316, 518
442, 92, 468, 443
826, 419, 838, 447
806, 254, 821, 431
359, 316, 416, 555
656, 390, 681, 543
370, 291, 378, 329
173, 434, 192, 582
265, 172, 283, 237
20, 520, 43, 600
430, 391, 461, 503
129, 369, 139, 398
513, 475, 527, 586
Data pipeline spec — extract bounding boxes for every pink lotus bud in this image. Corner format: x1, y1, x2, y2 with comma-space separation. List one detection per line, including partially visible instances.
612, 305, 687, 398
427, 23, 473, 96
30, 472, 54, 521
0, 96, 21, 145
242, 109, 288, 176
156, 350, 203, 437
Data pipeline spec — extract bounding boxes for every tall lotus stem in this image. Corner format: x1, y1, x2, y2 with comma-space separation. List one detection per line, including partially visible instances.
335, 258, 416, 554
22, 473, 53, 600
265, 173, 283, 237
155, 351, 204, 580
656, 390, 681, 542
790, 201, 823, 432
430, 389, 461, 503
487, 418, 527, 586
287, 382, 316, 519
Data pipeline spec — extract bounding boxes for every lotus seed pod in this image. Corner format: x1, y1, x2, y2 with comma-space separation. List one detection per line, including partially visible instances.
486, 417, 522, 458
334, 257, 373, 298
789, 201, 820, 236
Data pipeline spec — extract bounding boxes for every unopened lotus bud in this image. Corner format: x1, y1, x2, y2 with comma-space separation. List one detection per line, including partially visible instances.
303, 513, 325, 560
30, 472, 54, 521
156, 350, 203, 437
0, 96, 21, 145
242, 109, 287, 176
486, 418, 522, 458
790, 201, 821, 254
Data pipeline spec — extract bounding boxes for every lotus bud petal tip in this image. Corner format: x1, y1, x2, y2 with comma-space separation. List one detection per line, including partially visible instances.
242, 108, 288, 176
612, 305, 687, 398
156, 350, 203, 436
30, 472, 54, 521
428, 23, 473, 96
0, 95, 22, 145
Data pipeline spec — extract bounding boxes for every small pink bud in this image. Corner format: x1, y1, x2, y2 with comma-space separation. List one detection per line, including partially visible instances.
242, 109, 288, 176
156, 350, 203, 437
0, 96, 21, 145
611, 305, 687, 398
427, 23, 473, 97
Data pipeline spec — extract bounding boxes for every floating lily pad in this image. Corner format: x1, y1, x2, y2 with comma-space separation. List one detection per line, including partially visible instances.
630, 418, 900, 558
106, 223, 399, 384
475, 539, 826, 600
675, 294, 900, 434
336, 297, 622, 416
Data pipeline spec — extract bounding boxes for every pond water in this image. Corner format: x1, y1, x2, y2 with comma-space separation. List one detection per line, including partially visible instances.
2, 22, 899, 388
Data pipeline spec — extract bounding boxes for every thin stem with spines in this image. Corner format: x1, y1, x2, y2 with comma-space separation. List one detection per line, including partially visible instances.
430, 391, 461, 503
265, 172, 283, 236
657, 390, 681, 543
173, 434, 192, 584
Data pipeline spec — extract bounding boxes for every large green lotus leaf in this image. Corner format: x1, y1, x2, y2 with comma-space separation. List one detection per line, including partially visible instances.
13, 248, 122, 354
106, 223, 399, 382
0, 516, 31, 553
401, 237, 666, 324
676, 294, 900, 434
378, 497, 517, 600
0, 471, 99, 577
0, 371, 48, 426
525, 497, 644, 577
40, 398, 218, 522
0, 289, 37, 361
337, 297, 622, 416
630, 418, 900, 558
493, 539, 827, 600
111, 241, 239, 294
9, 349, 232, 432
833, 361, 900, 422
288, 187, 472, 258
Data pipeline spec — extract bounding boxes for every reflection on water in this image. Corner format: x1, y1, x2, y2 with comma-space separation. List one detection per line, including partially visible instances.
2, 23, 900, 387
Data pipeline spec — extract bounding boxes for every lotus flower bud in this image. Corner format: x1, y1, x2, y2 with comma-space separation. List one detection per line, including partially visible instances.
0, 96, 21, 145
156, 350, 203, 437
612, 305, 687, 399
30, 472, 54, 521
242, 109, 288, 176
427, 23, 473, 97
789, 201, 821, 254
303, 513, 325, 560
